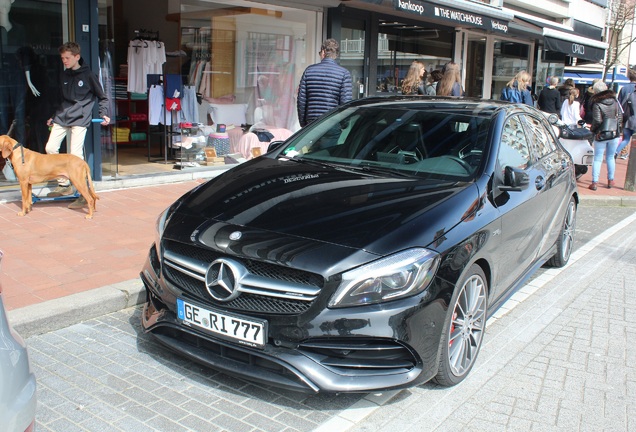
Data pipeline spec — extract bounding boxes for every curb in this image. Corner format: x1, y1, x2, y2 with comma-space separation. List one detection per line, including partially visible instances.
577, 194, 636, 206
0, 166, 228, 204
8, 279, 145, 339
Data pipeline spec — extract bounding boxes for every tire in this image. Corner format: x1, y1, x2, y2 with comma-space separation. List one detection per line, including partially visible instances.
546, 196, 576, 268
433, 264, 488, 387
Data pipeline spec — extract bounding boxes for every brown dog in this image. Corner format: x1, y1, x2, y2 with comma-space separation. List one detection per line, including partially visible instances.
1, 135, 99, 219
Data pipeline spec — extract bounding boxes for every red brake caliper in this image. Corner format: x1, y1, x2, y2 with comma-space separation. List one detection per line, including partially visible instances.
449, 311, 458, 347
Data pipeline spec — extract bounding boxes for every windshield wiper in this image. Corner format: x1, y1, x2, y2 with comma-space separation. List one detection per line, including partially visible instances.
346, 163, 416, 178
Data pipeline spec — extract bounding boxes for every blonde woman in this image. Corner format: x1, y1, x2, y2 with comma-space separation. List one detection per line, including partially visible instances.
436, 62, 464, 96
401, 61, 426, 95
500, 70, 533, 105
560, 87, 582, 127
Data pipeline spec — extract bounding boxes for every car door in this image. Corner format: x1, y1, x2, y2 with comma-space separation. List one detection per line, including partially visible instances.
491, 114, 550, 301
521, 113, 572, 258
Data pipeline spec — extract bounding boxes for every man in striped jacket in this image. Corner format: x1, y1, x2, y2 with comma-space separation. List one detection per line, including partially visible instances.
297, 39, 352, 127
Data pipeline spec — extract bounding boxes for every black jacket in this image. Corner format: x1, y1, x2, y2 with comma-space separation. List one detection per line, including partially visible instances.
52, 61, 109, 127
590, 89, 622, 135
580, 89, 595, 124
537, 87, 562, 114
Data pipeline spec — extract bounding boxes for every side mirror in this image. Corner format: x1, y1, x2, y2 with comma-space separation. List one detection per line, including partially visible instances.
499, 166, 529, 192
267, 140, 285, 153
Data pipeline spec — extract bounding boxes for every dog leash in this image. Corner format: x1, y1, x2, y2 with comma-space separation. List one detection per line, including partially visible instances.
12, 141, 25, 165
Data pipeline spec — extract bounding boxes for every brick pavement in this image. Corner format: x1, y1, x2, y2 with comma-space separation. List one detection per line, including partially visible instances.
578, 155, 636, 199
0, 180, 204, 311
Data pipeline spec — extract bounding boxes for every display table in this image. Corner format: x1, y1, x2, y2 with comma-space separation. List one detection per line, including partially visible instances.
233, 127, 293, 159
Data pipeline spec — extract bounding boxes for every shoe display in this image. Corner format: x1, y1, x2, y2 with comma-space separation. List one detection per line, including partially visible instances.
588, 182, 598, 191
47, 185, 73, 197
608, 179, 615, 189
67, 196, 87, 209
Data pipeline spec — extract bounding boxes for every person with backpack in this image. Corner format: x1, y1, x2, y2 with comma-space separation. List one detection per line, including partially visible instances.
500, 70, 533, 105
615, 68, 636, 159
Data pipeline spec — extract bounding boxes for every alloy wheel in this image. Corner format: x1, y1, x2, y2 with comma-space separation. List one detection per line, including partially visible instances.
448, 273, 487, 377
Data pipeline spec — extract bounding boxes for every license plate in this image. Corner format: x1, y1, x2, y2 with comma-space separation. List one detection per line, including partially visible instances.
177, 299, 267, 349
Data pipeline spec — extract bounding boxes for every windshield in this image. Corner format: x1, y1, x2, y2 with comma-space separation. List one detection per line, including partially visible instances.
278, 104, 492, 181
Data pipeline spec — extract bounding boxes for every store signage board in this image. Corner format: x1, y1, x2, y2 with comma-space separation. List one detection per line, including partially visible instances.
394, 0, 509, 34
544, 36, 604, 62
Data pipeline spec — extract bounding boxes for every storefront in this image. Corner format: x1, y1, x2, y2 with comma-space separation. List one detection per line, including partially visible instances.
511, 12, 608, 95
0, 0, 332, 185
329, 0, 524, 100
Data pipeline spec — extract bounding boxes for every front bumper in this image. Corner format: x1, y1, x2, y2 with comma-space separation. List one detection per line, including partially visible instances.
140, 244, 448, 393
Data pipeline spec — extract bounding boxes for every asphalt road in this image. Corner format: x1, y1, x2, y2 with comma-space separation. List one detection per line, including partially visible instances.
26, 203, 636, 432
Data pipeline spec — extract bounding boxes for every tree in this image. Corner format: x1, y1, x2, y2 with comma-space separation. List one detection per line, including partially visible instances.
603, 0, 636, 80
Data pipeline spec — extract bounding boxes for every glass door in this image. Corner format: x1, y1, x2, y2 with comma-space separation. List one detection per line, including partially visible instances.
98, 0, 116, 179
376, 18, 452, 96
340, 17, 367, 99
465, 36, 486, 98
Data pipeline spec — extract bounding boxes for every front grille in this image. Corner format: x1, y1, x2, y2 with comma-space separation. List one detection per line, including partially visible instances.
161, 239, 324, 315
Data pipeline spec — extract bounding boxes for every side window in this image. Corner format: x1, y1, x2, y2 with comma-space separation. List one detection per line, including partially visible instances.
499, 115, 532, 170
523, 115, 557, 158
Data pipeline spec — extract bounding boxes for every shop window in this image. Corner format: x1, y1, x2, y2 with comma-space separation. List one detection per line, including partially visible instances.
0, 0, 66, 160
492, 41, 530, 101
178, 2, 318, 132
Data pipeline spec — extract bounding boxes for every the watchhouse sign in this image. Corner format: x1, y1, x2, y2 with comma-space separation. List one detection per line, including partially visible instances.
394, 0, 509, 34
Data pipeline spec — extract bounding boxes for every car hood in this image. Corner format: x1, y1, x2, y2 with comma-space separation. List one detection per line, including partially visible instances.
169, 158, 480, 256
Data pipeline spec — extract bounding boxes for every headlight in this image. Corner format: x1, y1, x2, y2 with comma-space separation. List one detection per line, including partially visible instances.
328, 248, 440, 308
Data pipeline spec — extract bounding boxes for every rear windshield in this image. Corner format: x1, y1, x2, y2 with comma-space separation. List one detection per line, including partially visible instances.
278, 106, 492, 181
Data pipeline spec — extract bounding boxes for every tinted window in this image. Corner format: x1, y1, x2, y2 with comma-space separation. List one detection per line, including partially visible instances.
278, 105, 492, 182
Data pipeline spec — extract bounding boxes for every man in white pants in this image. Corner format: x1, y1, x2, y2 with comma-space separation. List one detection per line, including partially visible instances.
46, 42, 110, 208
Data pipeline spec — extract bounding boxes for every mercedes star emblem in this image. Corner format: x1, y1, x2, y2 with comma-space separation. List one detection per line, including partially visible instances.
205, 258, 243, 301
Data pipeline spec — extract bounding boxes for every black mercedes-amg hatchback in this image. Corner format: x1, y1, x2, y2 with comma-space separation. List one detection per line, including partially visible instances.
140, 97, 578, 393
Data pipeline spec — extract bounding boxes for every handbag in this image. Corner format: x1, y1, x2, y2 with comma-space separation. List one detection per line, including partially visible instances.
2, 159, 17, 181
596, 117, 618, 141
595, 101, 620, 141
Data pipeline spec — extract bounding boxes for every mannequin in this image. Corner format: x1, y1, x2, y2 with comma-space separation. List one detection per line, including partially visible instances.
0, 0, 39, 97
0, 0, 41, 145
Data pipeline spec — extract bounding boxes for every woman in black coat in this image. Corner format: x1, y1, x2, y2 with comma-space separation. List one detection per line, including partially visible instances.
588, 81, 622, 190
